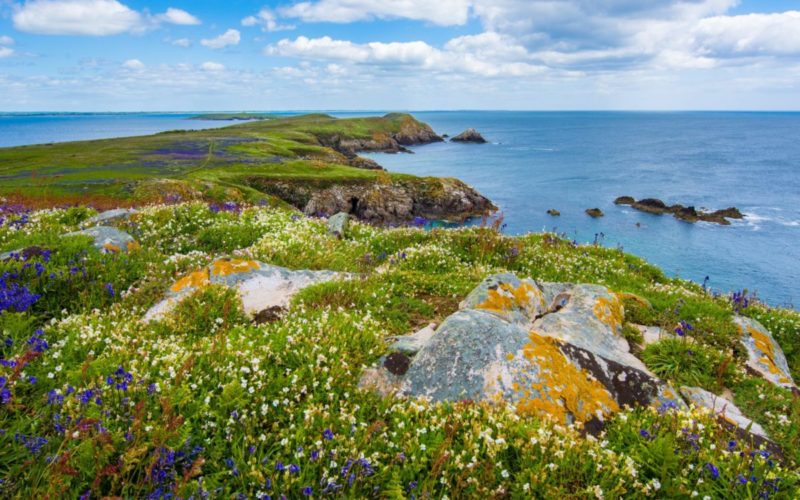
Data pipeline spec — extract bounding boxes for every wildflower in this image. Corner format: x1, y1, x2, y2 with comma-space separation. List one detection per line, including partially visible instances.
705, 463, 720, 480
323, 429, 334, 440
289, 464, 300, 475
104, 283, 115, 298
302, 486, 313, 496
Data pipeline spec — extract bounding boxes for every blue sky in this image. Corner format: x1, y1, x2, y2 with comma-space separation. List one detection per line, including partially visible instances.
1, 0, 800, 110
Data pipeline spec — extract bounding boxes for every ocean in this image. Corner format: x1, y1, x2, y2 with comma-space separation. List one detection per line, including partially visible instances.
1, 111, 798, 307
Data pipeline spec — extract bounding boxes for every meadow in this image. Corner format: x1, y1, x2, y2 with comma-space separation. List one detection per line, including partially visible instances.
1, 200, 798, 498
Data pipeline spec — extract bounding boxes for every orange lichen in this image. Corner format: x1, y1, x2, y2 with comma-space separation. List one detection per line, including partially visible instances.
102, 243, 121, 253
514, 331, 619, 424
506, 353, 515, 361
211, 259, 260, 277
476, 282, 545, 317
593, 295, 624, 332
126, 241, 141, 252
170, 269, 211, 293
746, 326, 791, 385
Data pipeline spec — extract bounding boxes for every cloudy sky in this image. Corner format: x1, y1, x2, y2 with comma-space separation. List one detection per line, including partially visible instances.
1, 0, 800, 110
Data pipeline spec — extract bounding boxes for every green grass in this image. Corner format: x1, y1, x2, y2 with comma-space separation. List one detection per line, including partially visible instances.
0, 113, 439, 204
0, 202, 798, 498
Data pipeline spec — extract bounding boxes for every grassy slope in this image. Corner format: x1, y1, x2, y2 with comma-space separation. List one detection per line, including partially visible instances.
0, 202, 798, 498
0, 113, 432, 204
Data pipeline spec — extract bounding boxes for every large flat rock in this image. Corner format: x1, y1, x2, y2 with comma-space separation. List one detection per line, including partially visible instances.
144, 259, 346, 322
363, 273, 685, 428
63, 226, 139, 253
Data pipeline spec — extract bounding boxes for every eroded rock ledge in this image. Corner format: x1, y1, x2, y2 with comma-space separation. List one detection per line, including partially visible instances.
615, 196, 744, 225
247, 177, 496, 224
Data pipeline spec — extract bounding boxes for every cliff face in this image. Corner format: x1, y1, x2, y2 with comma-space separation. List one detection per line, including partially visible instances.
247, 177, 495, 224
315, 113, 444, 156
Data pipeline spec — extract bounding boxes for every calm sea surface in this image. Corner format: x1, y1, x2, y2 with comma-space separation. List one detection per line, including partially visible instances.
1, 111, 798, 307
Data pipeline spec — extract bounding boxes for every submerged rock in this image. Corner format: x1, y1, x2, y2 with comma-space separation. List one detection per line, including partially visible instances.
615, 196, 744, 225
734, 316, 796, 390
327, 212, 350, 238
361, 273, 685, 428
81, 208, 137, 228
144, 259, 347, 322
63, 226, 139, 253
451, 129, 487, 144
585, 208, 604, 218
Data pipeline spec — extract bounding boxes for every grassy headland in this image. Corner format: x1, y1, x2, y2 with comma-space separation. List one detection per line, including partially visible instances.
0, 113, 492, 223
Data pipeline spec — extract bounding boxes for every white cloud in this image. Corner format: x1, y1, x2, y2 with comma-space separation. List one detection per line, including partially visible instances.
241, 8, 294, 32
0, 36, 15, 46
171, 38, 191, 48
122, 58, 144, 70
156, 7, 201, 26
201, 61, 225, 72
13, 0, 142, 36
0, 47, 13, 58
201, 29, 241, 49
12, 1, 202, 36
692, 11, 800, 56
279, 0, 471, 26
268, 35, 546, 76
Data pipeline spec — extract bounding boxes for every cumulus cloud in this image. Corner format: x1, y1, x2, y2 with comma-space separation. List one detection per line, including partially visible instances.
692, 11, 800, 56
171, 38, 191, 48
201, 29, 241, 49
12, 0, 201, 36
278, 0, 471, 26
122, 58, 144, 70
0, 47, 13, 58
0, 36, 15, 46
201, 61, 225, 72
13, 0, 143, 35
268, 35, 546, 76
242, 8, 294, 31
156, 7, 201, 26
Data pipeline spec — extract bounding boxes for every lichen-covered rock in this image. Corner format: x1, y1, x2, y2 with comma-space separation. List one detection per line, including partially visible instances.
327, 212, 350, 238
460, 273, 547, 326
387, 323, 437, 355
680, 386, 769, 440
361, 273, 686, 428
81, 208, 137, 228
734, 316, 796, 389
63, 226, 139, 253
144, 259, 346, 322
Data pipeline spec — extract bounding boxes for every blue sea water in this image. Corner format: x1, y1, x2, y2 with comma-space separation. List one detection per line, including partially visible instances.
0, 111, 798, 307
363, 112, 800, 308
0, 113, 231, 147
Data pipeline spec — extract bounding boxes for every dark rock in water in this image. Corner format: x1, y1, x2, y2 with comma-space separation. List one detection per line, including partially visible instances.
547, 209, 561, 216
614, 196, 635, 205
633, 198, 669, 213
615, 197, 744, 225
442, 134, 450, 139
713, 207, 744, 220
384, 352, 411, 376
451, 128, 487, 144
585, 208, 604, 218
254, 306, 285, 325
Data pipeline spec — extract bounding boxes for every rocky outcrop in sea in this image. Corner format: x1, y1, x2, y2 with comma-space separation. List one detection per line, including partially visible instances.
615, 197, 744, 225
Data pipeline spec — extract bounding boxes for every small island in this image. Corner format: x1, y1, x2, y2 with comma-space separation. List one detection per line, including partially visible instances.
450, 128, 487, 143
189, 112, 278, 121
615, 197, 744, 225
